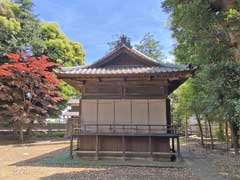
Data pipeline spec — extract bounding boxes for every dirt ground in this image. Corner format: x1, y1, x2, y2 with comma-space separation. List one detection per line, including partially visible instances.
0, 136, 239, 180
182, 138, 240, 180
0, 136, 198, 180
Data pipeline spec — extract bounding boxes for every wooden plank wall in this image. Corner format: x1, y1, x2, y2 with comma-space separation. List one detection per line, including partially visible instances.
83, 81, 167, 99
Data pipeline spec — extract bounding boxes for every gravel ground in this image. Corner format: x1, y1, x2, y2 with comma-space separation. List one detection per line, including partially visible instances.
0, 137, 198, 180
2, 136, 239, 180
182, 139, 240, 180
210, 151, 240, 180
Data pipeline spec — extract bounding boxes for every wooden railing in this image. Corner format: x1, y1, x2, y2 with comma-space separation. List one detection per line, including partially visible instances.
73, 124, 177, 135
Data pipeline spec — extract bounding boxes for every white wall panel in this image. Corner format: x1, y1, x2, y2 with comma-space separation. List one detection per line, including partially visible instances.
81, 99, 167, 133
81, 100, 97, 131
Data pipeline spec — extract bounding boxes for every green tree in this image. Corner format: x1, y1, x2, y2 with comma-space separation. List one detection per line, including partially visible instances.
0, 0, 85, 67
172, 78, 206, 145
38, 22, 85, 66
135, 33, 164, 62
37, 22, 85, 101
0, 0, 85, 101
0, 0, 42, 62
162, 0, 240, 153
107, 33, 164, 61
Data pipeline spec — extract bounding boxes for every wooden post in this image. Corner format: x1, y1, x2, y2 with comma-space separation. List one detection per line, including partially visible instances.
77, 137, 80, 150
185, 117, 188, 143
166, 98, 171, 134
122, 136, 126, 160
176, 137, 181, 160
147, 99, 150, 127
113, 100, 115, 133
172, 137, 175, 152
79, 99, 82, 134
148, 136, 153, 159
70, 135, 73, 159
96, 99, 99, 133
130, 100, 133, 126
95, 135, 99, 160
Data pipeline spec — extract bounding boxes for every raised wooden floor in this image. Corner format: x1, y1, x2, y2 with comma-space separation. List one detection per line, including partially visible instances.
70, 134, 180, 161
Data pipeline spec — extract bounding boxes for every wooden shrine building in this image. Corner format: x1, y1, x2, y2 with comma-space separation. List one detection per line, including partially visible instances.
57, 37, 195, 161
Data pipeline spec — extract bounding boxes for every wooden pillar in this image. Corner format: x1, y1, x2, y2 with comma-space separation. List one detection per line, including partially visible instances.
148, 136, 153, 159
130, 100, 133, 125
176, 137, 181, 159
113, 100, 115, 133
166, 98, 171, 133
79, 99, 82, 134
96, 99, 99, 133
122, 136, 126, 160
70, 135, 73, 159
95, 135, 99, 160
172, 137, 175, 152
77, 137, 80, 150
147, 99, 150, 127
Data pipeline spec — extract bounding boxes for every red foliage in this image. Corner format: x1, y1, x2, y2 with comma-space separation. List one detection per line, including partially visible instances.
0, 52, 63, 123
0, 52, 59, 84
5, 53, 20, 62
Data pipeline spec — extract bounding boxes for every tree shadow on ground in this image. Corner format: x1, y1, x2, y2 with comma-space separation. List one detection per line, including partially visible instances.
0, 134, 69, 146
11, 146, 70, 167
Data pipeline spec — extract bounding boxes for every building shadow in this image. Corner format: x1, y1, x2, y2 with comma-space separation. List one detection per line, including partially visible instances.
0, 134, 69, 146
11, 146, 70, 167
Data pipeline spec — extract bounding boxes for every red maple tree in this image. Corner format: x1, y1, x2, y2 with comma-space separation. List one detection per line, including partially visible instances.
0, 52, 63, 141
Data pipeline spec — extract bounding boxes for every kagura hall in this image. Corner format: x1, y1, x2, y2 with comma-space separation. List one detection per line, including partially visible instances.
57, 37, 195, 161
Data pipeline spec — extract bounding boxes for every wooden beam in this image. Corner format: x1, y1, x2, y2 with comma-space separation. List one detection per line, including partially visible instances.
58, 71, 193, 80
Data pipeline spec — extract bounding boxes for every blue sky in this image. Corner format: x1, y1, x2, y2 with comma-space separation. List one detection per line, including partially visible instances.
33, 0, 175, 64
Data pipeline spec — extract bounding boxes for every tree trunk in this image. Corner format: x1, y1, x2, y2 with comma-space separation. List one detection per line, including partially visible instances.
218, 0, 240, 62
195, 111, 204, 146
19, 124, 24, 143
225, 121, 229, 151
230, 121, 239, 155
25, 120, 34, 136
185, 117, 188, 142
207, 118, 214, 149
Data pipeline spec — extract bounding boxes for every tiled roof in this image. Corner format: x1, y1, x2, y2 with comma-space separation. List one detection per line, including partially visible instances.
57, 64, 194, 76
56, 45, 195, 77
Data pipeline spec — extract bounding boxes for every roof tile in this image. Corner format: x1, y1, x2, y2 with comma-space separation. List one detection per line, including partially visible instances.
58, 64, 193, 76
